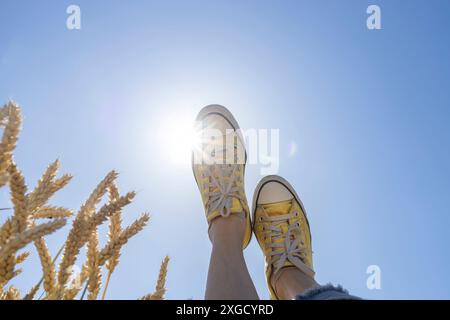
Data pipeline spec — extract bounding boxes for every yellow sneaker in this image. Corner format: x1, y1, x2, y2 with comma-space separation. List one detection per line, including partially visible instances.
192, 105, 252, 249
252, 175, 315, 299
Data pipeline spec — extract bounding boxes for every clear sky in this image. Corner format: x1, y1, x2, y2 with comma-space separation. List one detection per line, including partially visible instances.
1, 0, 449, 299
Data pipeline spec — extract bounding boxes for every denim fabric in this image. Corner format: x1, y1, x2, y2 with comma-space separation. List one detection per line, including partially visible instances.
295, 284, 361, 300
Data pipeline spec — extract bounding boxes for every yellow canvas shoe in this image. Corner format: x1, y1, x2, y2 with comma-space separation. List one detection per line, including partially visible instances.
192, 104, 252, 249
252, 175, 315, 299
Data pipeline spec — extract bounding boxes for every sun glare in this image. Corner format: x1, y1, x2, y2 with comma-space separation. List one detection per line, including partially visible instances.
157, 113, 201, 166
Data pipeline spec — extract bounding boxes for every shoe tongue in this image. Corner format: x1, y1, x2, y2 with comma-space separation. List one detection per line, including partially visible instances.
230, 197, 244, 213
262, 199, 293, 216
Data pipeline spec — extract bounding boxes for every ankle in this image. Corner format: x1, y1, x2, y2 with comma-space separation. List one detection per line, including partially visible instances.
208, 214, 245, 247
271, 267, 318, 299
270, 267, 287, 298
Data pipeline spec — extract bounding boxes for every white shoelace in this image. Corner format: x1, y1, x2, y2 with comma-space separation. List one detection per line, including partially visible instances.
261, 210, 315, 278
202, 164, 245, 218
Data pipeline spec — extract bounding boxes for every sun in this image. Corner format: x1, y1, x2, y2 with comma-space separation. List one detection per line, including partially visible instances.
156, 113, 202, 166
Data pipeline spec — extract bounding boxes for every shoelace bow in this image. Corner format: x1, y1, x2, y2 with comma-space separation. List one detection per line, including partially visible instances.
261, 208, 314, 277
202, 164, 245, 218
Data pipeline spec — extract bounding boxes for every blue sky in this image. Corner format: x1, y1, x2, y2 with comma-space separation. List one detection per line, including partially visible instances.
1, 0, 449, 299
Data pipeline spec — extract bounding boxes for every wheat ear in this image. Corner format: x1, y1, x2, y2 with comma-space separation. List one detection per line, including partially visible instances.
15, 251, 29, 264
26, 160, 72, 214
141, 256, 169, 300
63, 285, 81, 300
30, 243, 65, 300
0, 102, 21, 175
55, 171, 118, 288
0, 219, 65, 288
23, 284, 39, 300
86, 229, 101, 300
26, 160, 58, 211
76, 213, 149, 300
0, 253, 16, 288
80, 212, 149, 300
98, 213, 149, 266
4, 285, 20, 300
34, 236, 56, 295
0, 172, 9, 188
0, 219, 66, 259
106, 182, 122, 272
8, 163, 28, 234
0, 219, 13, 247
33, 206, 73, 219
101, 183, 123, 300
79, 171, 118, 219
57, 191, 135, 288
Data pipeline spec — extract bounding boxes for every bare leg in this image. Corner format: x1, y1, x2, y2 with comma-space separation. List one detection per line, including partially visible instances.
271, 267, 318, 300
205, 215, 259, 300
